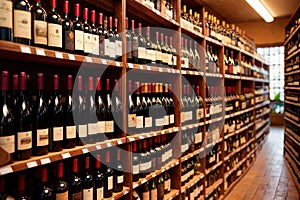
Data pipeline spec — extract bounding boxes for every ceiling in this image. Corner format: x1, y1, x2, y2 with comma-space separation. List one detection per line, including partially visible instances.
200, 0, 299, 23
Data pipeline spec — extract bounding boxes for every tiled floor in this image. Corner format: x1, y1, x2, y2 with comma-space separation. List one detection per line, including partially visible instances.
225, 126, 299, 200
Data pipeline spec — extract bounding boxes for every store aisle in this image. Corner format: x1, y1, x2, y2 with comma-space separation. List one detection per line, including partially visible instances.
225, 126, 299, 200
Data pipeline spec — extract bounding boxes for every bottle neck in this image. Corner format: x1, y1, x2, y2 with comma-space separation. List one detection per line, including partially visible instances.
51, 7, 56, 13
1, 90, 7, 104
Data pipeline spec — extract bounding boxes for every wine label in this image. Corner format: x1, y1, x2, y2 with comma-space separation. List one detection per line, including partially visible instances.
209, 155, 215, 163
108, 40, 116, 58
155, 118, 164, 127
72, 191, 82, 200
53, 127, 63, 141
136, 116, 144, 129
196, 108, 204, 120
99, 35, 105, 56
0, 135, 15, 153
150, 189, 157, 200
96, 187, 103, 199
14, 10, 31, 39
48, 23, 62, 48
117, 175, 124, 184
97, 121, 105, 133
84, 32, 93, 54
173, 55, 177, 66
75, 30, 84, 50
143, 191, 150, 200
66, 126, 76, 139
64, 30, 74, 51
169, 114, 174, 124
128, 114, 136, 128
105, 121, 114, 133
147, 49, 156, 62
133, 164, 139, 175
164, 179, 170, 191
163, 115, 169, 126
138, 47, 146, 59
78, 124, 87, 137
37, 128, 49, 146
17, 131, 32, 150
56, 191, 68, 200
33, 20, 47, 45
92, 34, 99, 55
88, 123, 98, 135
162, 52, 169, 64
107, 176, 113, 190
242, 102, 247, 109
181, 112, 185, 123
104, 39, 110, 57
83, 188, 93, 200
181, 57, 189, 68
235, 100, 239, 108
185, 111, 193, 121
155, 50, 162, 62
195, 132, 202, 144
0, 0, 12, 29
115, 40, 122, 57
168, 54, 173, 66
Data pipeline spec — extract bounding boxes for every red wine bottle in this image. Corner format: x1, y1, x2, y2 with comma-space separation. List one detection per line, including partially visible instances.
31, 0, 47, 47
76, 76, 87, 145
113, 149, 124, 192
137, 23, 146, 64
105, 79, 114, 139
39, 167, 54, 200
128, 80, 137, 135
95, 78, 105, 142
91, 10, 99, 57
69, 158, 82, 200
104, 151, 114, 198
62, 0, 74, 53
125, 18, 132, 62
83, 8, 92, 55
83, 156, 94, 200
87, 77, 98, 144
0, 177, 14, 199
114, 18, 122, 61
49, 75, 64, 152
47, 0, 62, 50
0, 0, 12, 41
113, 79, 123, 138
64, 75, 76, 149
131, 20, 138, 63
0, 71, 15, 161
98, 13, 105, 58
132, 141, 140, 182
33, 73, 49, 156
73, 4, 84, 55
94, 155, 104, 199
107, 16, 116, 59
15, 72, 32, 160
55, 162, 68, 199
13, 0, 31, 45
16, 174, 30, 200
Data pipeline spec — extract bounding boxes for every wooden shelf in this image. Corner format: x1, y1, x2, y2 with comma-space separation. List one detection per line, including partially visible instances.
206, 72, 223, 78
206, 161, 223, 175
255, 100, 270, 109
285, 128, 300, 145
103, 187, 130, 200
181, 70, 205, 76
224, 138, 255, 161
285, 68, 300, 76
181, 173, 205, 193
255, 119, 270, 131
223, 42, 240, 52
163, 189, 180, 200
181, 122, 205, 131
256, 109, 270, 119
284, 159, 300, 193
285, 100, 300, 107
127, 127, 180, 142
240, 76, 254, 81
181, 22, 205, 40
181, 147, 205, 162
255, 123, 270, 139
285, 86, 300, 90
224, 74, 240, 79
285, 116, 300, 128
205, 179, 223, 198
286, 48, 300, 61
254, 78, 270, 83
206, 116, 223, 125
254, 90, 269, 96
0, 137, 127, 176
284, 145, 300, 167
127, 63, 180, 74
284, 25, 300, 46
225, 107, 255, 120
224, 122, 254, 140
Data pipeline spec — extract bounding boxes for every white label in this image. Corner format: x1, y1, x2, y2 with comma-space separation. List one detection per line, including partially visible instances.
195, 132, 202, 144
68, 54, 75, 60
88, 123, 98, 135
108, 176, 113, 190
143, 191, 150, 200
150, 189, 157, 200
181, 112, 185, 122
53, 127, 63, 141
155, 118, 164, 127
17, 131, 32, 150
26, 161, 37, 168
133, 164, 139, 175
97, 121, 105, 133
156, 51, 162, 62
0, 135, 15, 153
92, 34, 99, 55
0, 167, 12, 175
140, 161, 151, 171
108, 41, 116, 58
0, 0, 12, 29
55, 52, 63, 59
36, 48, 45, 56
162, 53, 169, 64
164, 115, 170, 126
14, 10, 31, 39
170, 114, 174, 124
66, 126, 76, 139
78, 124, 87, 137
104, 39, 110, 57
33, 20, 47, 45
75, 30, 84, 50
138, 47, 146, 59
48, 23, 62, 48
20, 46, 31, 54
145, 117, 153, 128
196, 108, 204, 120
128, 114, 137, 127
185, 111, 193, 121
83, 188, 93, 200
84, 33, 93, 53
40, 158, 51, 165
37, 128, 49, 146
147, 49, 156, 62
105, 121, 114, 133
117, 175, 124, 184
136, 116, 144, 128
96, 187, 103, 199
115, 40, 122, 57
62, 152, 71, 159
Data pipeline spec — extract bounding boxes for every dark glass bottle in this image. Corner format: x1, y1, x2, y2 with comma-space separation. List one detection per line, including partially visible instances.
55, 162, 69, 200
145, 26, 155, 65
90, 10, 99, 57
114, 18, 122, 61
39, 167, 54, 200
155, 32, 162, 66
13, 0, 31, 45
87, 77, 98, 144
104, 79, 114, 139
98, 13, 105, 58
137, 23, 146, 64
62, 0, 74, 53
104, 151, 114, 198
131, 20, 138, 63
132, 141, 140, 182
47, 0, 62, 50
106, 16, 115, 59
142, 181, 150, 200
0, 0, 12, 41
69, 158, 82, 200
94, 155, 105, 200
128, 80, 137, 135
83, 156, 94, 200
16, 174, 30, 200
31, 0, 47, 47
113, 149, 124, 192
125, 18, 132, 63
149, 180, 157, 200
113, 79, 123, 138
157, 175, 164, 200
83, 8, 92, 55
73, 4, 84, 55
76, 76, 87, 145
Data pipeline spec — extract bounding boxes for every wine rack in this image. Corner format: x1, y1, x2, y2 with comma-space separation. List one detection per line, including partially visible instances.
284, 3, 300, 193
0, 0, 270, 199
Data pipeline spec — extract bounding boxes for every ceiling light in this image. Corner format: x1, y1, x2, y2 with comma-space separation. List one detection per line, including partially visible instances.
245, 0, 274, 22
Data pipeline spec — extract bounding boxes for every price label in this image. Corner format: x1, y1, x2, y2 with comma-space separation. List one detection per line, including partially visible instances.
101, 59, 107, 65
36, 48, 45, 56
182, 70, 186, 74
141, 179, 147, 184
146, 66, 151, 71
174, 128, 179, 132
20, 46, 31, 54
128, 63, 134, 68
129, 137, 135, 142
85, 57, 93, 63
115, 61, 120, 66
167, 68, 171, 73
0, 167, 13, 175
158, 67, 163, 72
27, 161, 38, 168
139, 135, 145, 140
68, 54, 75, 60
117, 140, 122, 145
161, 130, 165, 135
96, 145, 101, 150
124, 190, 129, 195
107, 142, 112, 147
82, 148, 89, 154
40, 158, 51, 165
139, 65, 144, 70
55, 52, 63, 59
172, 69, 175, 73
62, 152, 71, 159
152, 174, 156, 178
133, 183, 138, 188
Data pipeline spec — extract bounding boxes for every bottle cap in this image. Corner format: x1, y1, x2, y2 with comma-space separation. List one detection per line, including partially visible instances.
12, 74, 19, 91
73, 158, 78, 173
96, 155, 101, 169
20, 72, 27, 90
91, 10, 96, 23
50, 0, 56, 8
138, 23, 142, 34
83, 8, 88, 20
85, 156, 90, 169
88, 77, 93, 91
63, 1, 68, 14
96, 78, 101, 91
125, 18, 128, 29
109, 16, 113, 28
75, 4, 80, 17
106, 79, 110, 91
114, 18, 118, 28
57, 162, 63, 178
41, 167, 47, 183
131, 20, 135, 30
114, 79, 119, 93
18, 174, 26, 192
67, 75, 72, 90
98, 13, 103, 25
78, 76, 82, 91
53, 75, 59, 90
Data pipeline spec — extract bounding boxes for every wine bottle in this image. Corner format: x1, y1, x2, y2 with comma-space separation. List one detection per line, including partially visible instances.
0, 71, 15, 160
142, 182, 150, 200
95, 78, 105, 142
64, 75, 76, 149
145, 26, 155, 65
62, 0, 74, 53
149, 137, 156, 172
105, 79, 114, 139
47, 0, 62, 50
149, 180, 157, 200
87, 77, 98, 144
135, 81, 144, 133
39, 167, 54, 200
165, 36, 172, 67
49, 75, 64, 152
114, 18, 122, 61
157, 175, 164, 200
32, 73, 48, 156
0, 177, 14, 199
155, 32, 162, 66
83, 156, 94, 200
128, 80, 137, 135
170, 37, 177, 69
83, 8, 92, 55
76, 76, 87, 145
132, 141, 140, 182
73, 4, 84, 55
69, 158, 82, 200
31, 0, 47, 47
168, 84, 175, 127
90, 10, 99, 57
16, 174, 30, 200
113, 79, 123, 138
55, 162, 69, 200
98, 13, 105, 58
113, 149, 124, 192
163, 171, 171, 194
160, 33, 168, 66
131, 20, 139, 63
104, 151, 114, 198
125, 17, 132, 63
15, 72, 32, 160
189, 40, 195, 70
94, 155, 104, 200
13, 0, 31, 45
104, 16, 115, 59
140, 139, 151, 178
0, 0, 12, 41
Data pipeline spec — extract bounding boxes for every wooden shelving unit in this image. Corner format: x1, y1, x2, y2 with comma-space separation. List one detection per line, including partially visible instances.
0, 0, 271, 199
284, 3, 300, 193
